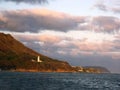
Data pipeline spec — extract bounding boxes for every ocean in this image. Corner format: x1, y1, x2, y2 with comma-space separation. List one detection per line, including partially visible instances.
0, 72, 120, 90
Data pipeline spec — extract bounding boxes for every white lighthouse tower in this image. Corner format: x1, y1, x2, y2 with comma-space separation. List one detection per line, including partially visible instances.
37, 56, 42, 62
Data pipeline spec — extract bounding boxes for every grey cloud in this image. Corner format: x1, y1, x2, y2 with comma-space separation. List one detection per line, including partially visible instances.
0, 9, 85, 32
112, 7, 120, 14
94, 1, 120, 14
0, 9, 119, 33
92, 16, 120, 33
1, 0, 48, 4
94, 3, 107, 11
113, 34, 120, 51
77, 16, 120, 33
113, 41, 120, 51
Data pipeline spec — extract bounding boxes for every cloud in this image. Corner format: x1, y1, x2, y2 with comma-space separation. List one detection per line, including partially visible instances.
1, 0, 48, 4
94, 2, 107, 11
111, 7, 120, 14
113, 33, 120, 51
94, 0, 120, 14
0, 9, 85, 32
0, 9, 120, 33
39, 34, 62, 43
72, 41, 114, 52
92, 16, 120, 33
101, 52, 120, 60
12, 30, 117, 56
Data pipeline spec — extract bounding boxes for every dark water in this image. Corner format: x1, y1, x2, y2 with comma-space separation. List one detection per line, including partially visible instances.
0, 72, 120, 90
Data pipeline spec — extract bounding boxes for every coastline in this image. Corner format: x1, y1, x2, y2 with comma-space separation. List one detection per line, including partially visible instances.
7, 69, 76, 73
1, 69, 111, 74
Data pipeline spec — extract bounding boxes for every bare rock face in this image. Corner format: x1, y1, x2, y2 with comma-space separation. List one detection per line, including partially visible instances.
0, 33, 73, 72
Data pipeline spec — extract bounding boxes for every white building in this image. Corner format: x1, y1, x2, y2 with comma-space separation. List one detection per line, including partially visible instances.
37, 56, 42, 62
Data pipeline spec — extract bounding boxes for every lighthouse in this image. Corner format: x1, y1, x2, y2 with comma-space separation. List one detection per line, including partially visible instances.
37, 56, 42, 62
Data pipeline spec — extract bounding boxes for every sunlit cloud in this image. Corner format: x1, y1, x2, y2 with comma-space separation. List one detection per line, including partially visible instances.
12, 30, 117, 56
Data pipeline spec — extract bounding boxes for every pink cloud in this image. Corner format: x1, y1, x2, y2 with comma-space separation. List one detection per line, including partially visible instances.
13, 31, 117, 57
39, 34, 61, 43
69, 39, 114, 52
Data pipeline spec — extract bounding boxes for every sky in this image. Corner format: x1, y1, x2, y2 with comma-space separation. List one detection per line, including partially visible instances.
0, 0, 120, 73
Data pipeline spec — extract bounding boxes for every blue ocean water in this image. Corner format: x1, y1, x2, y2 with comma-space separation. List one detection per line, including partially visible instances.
0, 72, 120, 90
